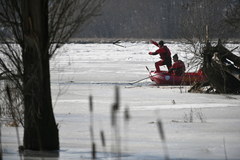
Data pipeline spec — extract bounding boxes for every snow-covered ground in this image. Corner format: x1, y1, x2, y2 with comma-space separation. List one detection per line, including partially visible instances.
2, 42, 240, 160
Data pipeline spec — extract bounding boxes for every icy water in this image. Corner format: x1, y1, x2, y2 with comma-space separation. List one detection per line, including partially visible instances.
2, 42, 240, 160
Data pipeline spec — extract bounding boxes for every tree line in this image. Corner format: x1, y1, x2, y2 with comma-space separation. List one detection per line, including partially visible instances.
75, 0, 240, 39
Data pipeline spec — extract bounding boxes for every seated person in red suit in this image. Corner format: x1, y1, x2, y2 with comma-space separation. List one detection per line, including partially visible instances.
169, 54, 186, 76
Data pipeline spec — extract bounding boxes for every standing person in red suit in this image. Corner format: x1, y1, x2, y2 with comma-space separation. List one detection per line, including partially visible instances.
169, 54, 186, 76
148, 40, 172, 72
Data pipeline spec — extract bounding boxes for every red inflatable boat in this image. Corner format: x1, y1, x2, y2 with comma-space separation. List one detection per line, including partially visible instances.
149, 70, 206, 85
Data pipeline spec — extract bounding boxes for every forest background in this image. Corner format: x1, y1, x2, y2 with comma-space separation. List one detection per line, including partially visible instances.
73, 0, 240, 40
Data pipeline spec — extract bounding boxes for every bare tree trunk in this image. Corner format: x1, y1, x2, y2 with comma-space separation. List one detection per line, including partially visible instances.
22, 0, 59, 150
191, 40, 240, 94
0, 0, 104, 151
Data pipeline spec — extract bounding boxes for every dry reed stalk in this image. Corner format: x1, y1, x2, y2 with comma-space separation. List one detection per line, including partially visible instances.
223, 137, 228, 160
89, 95, 96, 159
123, 106, 131, 152
100, 130, 108, 157
91, 142, 96, 160
111, 86, 121, 159
100, 130, 106, 147
89, 95, 93, 113
124, 106, 130, 122
157, 119, 170, 160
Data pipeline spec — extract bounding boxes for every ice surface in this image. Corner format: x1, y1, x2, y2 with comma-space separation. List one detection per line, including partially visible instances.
1, 42, 240, 160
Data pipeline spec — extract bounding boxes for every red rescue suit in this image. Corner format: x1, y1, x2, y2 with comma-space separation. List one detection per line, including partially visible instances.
169, 60, 186, 76
149, 40, 172, 72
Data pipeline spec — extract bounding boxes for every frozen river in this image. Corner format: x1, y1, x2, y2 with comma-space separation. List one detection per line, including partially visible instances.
2, 42, 240, 160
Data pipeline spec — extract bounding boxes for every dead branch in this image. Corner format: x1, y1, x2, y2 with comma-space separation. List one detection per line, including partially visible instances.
189, 40, 240, 94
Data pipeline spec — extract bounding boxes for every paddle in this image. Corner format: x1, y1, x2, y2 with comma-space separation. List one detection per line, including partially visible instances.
129, 66, 156, 85
129, 76, 152, 85
145, 66, 151, 73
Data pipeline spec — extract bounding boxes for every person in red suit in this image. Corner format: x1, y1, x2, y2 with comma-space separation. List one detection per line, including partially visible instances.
169, 54, 186, 76
149, 40, 172, 72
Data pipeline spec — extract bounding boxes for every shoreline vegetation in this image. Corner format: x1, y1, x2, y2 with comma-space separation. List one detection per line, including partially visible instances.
68, 38, 240, 44
1, 38, 240, 44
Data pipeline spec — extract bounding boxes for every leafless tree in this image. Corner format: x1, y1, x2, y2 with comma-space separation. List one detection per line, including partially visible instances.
178, 0, 230, 71
225, 1, 240, 29
0, 0, 104, 151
